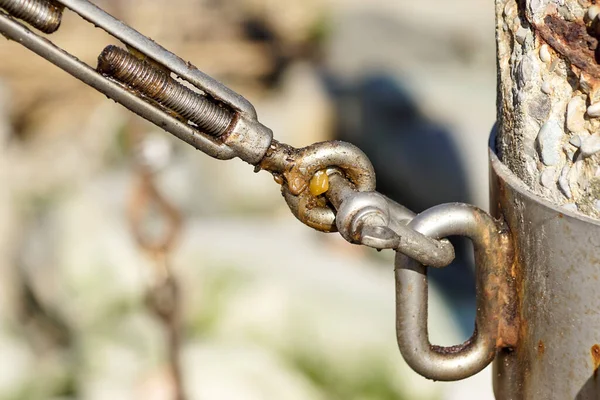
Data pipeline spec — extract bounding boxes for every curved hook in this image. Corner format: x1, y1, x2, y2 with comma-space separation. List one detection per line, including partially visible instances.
280, 141, 376, 233
282, 186, 337, 232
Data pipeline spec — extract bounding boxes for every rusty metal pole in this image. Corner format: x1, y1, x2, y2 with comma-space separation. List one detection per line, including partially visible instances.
490, 133, 600, 399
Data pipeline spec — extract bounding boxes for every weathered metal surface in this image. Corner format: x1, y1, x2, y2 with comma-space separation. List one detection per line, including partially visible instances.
0, 0, 63, 34
97, 45, 234, 137
328, 172, 455, 264
533, 14, 600, 79
395, 203, 515, 381
490, 134, 600, 399
56, 0, 258, 118
260, 140, 377, 232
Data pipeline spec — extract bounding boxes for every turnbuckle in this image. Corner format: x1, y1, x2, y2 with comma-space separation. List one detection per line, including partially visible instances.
0, 0, 273, 164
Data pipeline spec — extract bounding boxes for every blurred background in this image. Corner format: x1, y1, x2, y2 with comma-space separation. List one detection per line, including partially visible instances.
0, 0, 497, 399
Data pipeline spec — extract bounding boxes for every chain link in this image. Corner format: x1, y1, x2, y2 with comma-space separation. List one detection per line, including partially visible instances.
127, 121, 185, 400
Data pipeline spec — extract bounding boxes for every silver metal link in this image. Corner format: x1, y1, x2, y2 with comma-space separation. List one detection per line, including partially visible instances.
395, 203, 513, 381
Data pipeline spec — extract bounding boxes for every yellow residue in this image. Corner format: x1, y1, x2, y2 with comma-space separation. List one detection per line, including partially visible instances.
309, 170, 329, 196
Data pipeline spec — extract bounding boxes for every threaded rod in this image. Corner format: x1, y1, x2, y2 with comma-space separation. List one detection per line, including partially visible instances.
0, 0, 62, 34
97, 45, 233, 137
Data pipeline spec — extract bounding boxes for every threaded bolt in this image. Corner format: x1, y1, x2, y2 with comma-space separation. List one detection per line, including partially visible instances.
0, 0, 62, 34
97, 45, 233, 137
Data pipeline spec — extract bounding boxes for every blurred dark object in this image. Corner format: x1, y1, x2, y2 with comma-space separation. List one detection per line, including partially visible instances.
328, 73, 476, 336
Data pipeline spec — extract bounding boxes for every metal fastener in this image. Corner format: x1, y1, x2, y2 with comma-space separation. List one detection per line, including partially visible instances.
0, 0, 62, 34
97, 45, 233, 137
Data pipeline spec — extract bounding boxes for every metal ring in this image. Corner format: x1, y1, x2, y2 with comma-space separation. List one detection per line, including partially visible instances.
291, 141, 376, 194
282, 141, 376, 233
282, 187, 337, 232
395, 203, 512, 381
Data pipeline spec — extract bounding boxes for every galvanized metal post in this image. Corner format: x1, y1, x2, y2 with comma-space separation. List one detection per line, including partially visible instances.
490, 136, 600, 399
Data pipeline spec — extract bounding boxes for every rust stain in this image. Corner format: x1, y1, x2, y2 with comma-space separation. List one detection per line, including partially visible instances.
537, 340, 545, 358
533, 14, 600, 79
273, 174, 284, 185
258, 140, 297, 176
591, 344, 600, 379
431, 332, 477, 356
491, 175, 521, 350
284, 170, 309, 195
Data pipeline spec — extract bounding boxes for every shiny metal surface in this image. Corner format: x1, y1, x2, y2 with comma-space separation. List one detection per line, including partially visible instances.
490, 135, 600, 399
330, 173, 455, 265
395, 203, 514, 381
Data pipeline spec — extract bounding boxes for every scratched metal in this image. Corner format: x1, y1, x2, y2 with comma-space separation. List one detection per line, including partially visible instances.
490, 132, 600, 400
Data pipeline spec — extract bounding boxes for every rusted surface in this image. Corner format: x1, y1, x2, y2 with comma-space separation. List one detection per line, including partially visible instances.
258, 140, 375, 194
495, 222, 520, 350
129, 169, 182, 253
395, 203, 517, 381
592, 345, 600, 375
533, 14, 600, 78
257, 140, 377, 233
537, 340, 545, 358
490, 141, 600, 399
127, 122, 186, 400
98, 45, 234, 136
489, 170, 521, 351
257, 140, 297, 176
431, 333, 477, 356
0, 0, 64, 34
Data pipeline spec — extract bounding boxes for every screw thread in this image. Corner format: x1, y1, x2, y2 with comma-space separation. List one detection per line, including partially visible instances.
0, 0, 62, 34
97, 45, 233, 137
